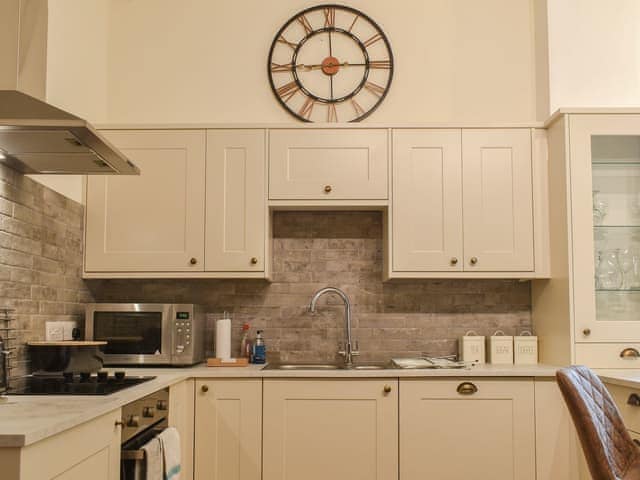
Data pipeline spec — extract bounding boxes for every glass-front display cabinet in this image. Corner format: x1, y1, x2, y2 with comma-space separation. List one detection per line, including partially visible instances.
571, 115, 640, 344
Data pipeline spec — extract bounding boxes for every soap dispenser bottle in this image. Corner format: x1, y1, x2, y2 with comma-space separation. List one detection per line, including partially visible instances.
252, 330, 266, 364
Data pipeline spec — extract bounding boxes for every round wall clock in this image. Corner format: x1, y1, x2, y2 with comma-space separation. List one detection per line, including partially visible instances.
268, 4, 394, 123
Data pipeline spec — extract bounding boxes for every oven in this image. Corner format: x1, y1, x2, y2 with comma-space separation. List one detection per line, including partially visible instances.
85, 303, 205, 366
119, 388, 170, 480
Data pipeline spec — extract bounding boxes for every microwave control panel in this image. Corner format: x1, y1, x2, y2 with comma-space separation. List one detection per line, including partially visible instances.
174, 311, 192, 354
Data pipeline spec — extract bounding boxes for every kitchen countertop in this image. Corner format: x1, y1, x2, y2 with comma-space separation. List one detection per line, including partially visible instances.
598, 370, 640, 389
0, 362, 560, 448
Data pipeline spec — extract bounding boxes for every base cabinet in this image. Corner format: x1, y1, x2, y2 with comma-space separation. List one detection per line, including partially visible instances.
400, 378, 536, 480
263, 379, 398, 480
194, 379, 262, 480
0, 409, 121, 480
169, 379, 195, 480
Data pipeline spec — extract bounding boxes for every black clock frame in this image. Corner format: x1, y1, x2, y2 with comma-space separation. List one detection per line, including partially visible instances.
267, 4, 394, 123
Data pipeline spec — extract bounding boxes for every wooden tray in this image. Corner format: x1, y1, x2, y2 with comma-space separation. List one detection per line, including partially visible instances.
207, 357, 249, 367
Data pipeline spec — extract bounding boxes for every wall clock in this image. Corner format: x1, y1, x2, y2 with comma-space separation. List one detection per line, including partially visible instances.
268, 4, 394, 123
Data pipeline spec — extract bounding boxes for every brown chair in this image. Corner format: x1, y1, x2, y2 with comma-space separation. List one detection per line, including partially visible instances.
557, 365, 640, 480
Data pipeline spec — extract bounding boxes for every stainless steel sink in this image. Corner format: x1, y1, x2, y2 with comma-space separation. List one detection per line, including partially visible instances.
262, 363, 391, 371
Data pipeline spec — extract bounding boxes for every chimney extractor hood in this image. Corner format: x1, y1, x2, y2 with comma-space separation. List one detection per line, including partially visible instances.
0, 90, 139, 175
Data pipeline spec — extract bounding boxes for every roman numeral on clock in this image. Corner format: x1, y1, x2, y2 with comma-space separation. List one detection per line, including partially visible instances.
276, 81, 300, 102
323, 7, 335, 28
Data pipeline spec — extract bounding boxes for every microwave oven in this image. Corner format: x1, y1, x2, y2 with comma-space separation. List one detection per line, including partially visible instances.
85, 303, 205, 366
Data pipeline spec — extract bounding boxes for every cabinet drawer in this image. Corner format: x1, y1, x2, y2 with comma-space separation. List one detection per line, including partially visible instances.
269, 129, 388, 200
575, 343, 640, 368
400, 378, 535, 480
607, 383, 640, 434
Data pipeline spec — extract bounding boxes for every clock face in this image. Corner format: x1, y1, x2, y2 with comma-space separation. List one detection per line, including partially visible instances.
268, 4, 393, 123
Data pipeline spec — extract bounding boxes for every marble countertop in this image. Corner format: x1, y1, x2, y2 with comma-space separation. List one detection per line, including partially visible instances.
0, 362, 560, 448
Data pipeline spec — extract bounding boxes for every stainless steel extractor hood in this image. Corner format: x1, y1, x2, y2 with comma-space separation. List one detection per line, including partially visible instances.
0, 90, 139, 175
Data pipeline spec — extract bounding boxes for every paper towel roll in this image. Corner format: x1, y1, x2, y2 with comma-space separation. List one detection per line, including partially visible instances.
215, 318, 232, 360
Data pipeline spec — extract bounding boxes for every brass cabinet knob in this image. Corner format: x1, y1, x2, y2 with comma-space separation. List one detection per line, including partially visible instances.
201, 384, 209, 393
115, 420, 124, 428
620, 348, 640, 359
469, 257, 478, 265
250, 257, 258, 265
628, 393, 640, 407
190, 257, 198, 265
324, 185, 332, 193
383, 385, 392, 394
457, 382, 478, 395
583, 328, 591, 336
450, 257, 458, 265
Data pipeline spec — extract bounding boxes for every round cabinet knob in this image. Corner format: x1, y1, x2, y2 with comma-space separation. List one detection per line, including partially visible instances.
127, 415, 140, 427
114, 420, 124, 428
142, 406, 155, 418
250, 257, 258, 265
469, 257, 478, 265
383, 385, 392, 394
456, 382, 478, 395
189, 257, 198, 265
201, 384, 209, 393
156, 400, 168, 411
582, 328, 591, 336
324, 185, 332, 193
450, 257, 458, 265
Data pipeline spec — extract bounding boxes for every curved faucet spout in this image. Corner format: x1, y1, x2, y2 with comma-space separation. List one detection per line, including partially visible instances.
308, 287, 358, 366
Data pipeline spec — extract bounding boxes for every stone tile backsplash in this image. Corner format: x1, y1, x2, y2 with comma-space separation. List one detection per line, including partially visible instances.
88, 211, 532, 363
0, 166, 93, 377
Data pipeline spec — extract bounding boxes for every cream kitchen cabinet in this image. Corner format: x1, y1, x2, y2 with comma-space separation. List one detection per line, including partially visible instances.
194, 379, 262, 480
84, 129, 268, 278
169, 379, 195, 480
205, 130, 266, 272
0, 409, 121, 480
268, 129, 388, 201
400, 378, 536, 480
391, 128, 538, 277
392, 129, 463, 271
534, 112, 640, 368
263, 378, 398, 480
85, 130, 206, 273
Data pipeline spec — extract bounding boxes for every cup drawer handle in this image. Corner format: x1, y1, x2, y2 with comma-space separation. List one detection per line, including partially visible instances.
620, 348, 640, 359
628, 393, 640, 407
457, 382, 478, 395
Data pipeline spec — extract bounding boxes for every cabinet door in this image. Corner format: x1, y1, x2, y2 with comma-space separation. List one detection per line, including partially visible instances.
169, 379, 195, 480
400, 378, 535, 480
194, 379, 262, 480
19, 410, 121, 480
85, 130, 206, 272
205, 130, 265, 272
269, 129, 388, 200
462, 129, 534, 271
392, 129, 463, 271
263, 379, 398, 480
569, 115, 640, 344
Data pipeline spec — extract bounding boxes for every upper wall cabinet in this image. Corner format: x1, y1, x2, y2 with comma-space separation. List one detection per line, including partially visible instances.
268, 129, 388, 201
85, 130, 206, 273
392, 129, 463, 271
205, 130, 265, 272
391, 128, 539, 277
462, 129, 534, 271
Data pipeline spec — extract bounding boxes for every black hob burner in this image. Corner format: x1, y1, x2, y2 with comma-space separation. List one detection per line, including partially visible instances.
11, 371, 155, 395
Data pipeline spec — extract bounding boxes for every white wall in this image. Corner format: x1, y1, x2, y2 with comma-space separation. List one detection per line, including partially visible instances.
47, 0, 540, 125
547, 0, 640, 111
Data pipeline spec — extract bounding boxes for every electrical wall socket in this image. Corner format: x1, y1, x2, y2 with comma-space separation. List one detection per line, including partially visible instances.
45, 321, 78, 341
